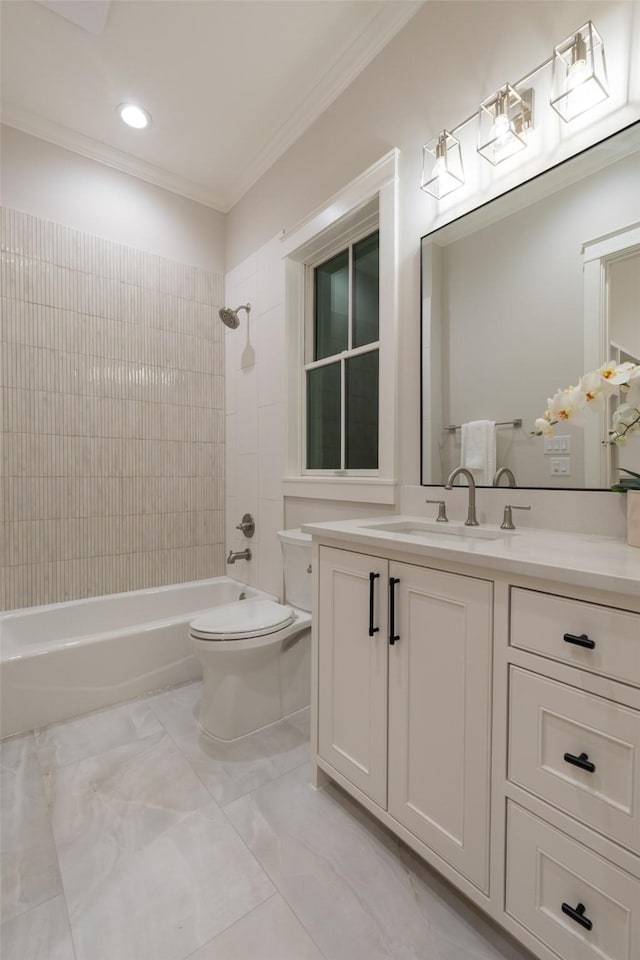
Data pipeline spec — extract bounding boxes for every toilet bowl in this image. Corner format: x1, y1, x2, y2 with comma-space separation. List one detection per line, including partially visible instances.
189, 529, 312, 740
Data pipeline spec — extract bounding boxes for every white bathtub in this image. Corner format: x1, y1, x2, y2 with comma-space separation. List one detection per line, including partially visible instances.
0, 578, 274, 738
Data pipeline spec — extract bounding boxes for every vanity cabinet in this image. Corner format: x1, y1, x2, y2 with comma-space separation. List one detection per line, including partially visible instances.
317, 545, 492, 891
505, 586, 640, 960
317, 548, 388, 806
310, 527, 640, 960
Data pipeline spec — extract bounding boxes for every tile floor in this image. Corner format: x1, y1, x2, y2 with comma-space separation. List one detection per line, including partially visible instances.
1, 682, 533, 960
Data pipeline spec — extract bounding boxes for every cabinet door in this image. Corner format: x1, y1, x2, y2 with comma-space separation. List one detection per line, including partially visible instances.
318, 547, 388, 807
388, 562, 492, 891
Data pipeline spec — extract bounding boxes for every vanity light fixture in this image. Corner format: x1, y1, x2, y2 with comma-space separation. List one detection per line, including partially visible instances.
477, 84, 532, 166
117, 103, 152, 130
550, 22, 609, 122
420, 19, 610, 200
421, 130, 465, 198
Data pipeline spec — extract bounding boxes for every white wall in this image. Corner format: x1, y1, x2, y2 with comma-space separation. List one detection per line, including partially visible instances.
224, 236, 288, 598
225, 0, 640, 510
0, 125, 225, 273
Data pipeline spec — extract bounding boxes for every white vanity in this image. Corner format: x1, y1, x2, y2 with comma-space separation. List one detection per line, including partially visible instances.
303, 517, 640, 960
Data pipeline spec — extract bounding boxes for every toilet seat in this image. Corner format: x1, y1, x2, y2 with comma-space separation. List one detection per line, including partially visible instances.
189, 599, 295, 641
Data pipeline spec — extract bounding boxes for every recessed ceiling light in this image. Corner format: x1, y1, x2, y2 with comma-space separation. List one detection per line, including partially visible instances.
117, 103, 152, 130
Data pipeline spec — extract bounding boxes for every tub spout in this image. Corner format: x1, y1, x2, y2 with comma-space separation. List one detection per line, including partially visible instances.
227, 548, 252, 564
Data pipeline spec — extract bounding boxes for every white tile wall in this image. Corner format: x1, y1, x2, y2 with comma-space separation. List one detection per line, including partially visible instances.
225, 236, 287, 598
1, 207, 225, 610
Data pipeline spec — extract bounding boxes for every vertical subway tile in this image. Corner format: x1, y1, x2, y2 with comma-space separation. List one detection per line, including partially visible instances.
1, 206, 223, 609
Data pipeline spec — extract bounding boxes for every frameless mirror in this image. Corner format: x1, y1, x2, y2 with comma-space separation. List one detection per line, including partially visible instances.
421, 121, 640, 489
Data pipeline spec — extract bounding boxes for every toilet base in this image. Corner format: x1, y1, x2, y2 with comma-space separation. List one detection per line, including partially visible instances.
196, 623, 311, 741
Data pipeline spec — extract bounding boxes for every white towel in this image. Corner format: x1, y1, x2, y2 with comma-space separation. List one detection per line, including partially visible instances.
460, 420, 496, 486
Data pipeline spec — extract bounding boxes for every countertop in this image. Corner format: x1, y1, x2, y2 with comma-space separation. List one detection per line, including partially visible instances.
302, 516, 640, 600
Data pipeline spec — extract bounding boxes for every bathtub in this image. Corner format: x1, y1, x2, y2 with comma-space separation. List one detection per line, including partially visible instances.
0, 578, 274, 738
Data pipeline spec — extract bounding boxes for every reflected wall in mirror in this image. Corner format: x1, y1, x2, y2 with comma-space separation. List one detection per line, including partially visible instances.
421, 122, 640, 490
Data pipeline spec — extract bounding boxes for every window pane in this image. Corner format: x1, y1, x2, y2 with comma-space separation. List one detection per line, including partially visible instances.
307, 363, 341, 469
346, 351, 378, 469
314, 250, 348, 360
352, 231, 379, 348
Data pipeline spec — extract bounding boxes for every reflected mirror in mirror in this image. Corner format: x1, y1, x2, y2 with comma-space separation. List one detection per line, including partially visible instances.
421, 121, 640, 490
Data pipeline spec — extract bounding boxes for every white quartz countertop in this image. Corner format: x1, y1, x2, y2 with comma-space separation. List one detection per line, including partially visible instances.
301, 516, 640, 599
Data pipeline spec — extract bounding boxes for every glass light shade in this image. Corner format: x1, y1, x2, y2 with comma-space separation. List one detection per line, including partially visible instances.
550, 21, 608, 122
477, 84, 529, 166
421, 131, 464, 199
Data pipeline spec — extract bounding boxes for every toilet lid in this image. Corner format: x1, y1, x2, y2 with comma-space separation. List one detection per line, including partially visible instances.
190, 599, 295, 640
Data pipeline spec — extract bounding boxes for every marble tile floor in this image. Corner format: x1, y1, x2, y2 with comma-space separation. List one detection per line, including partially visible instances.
0, 682, 533, 960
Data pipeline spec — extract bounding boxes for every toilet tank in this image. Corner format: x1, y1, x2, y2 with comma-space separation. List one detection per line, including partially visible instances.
278, 528, 312, 612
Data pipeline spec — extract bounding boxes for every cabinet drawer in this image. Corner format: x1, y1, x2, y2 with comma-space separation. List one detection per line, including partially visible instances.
509, 668, 640, 853
506, 803, 640, 960
510, 588, 640, 686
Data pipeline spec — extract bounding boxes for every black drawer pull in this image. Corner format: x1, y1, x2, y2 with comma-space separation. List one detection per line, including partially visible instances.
368, 572, 380, 637
561, 902, 593, 931
389, 577, 400, 645
564, 751, 596, 773
563, 632, 596, 649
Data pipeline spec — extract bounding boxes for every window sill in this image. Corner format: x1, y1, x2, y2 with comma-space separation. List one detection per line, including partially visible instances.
282, 476, 397, 505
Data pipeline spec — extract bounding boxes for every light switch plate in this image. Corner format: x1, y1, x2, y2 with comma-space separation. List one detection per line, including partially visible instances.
550, 457, 571, 476
544, 435, 571, 455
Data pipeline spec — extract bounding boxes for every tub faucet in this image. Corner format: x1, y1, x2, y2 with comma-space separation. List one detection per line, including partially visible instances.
227, 547, 252, 564
444, 467, 478, 526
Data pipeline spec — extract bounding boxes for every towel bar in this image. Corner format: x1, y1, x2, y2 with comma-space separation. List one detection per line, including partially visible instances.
444, 418, 522, 433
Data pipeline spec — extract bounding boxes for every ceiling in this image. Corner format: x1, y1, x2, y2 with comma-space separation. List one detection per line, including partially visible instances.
1, 0, 422, 211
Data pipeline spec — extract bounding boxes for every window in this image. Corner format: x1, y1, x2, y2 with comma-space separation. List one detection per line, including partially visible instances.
281, 148, 398, 504
305, 231, 380, 472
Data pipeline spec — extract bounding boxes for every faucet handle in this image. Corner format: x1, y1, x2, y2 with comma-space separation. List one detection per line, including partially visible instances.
425, 499, 448, 522
235, 513, 255, 538
500, 504, 531, 530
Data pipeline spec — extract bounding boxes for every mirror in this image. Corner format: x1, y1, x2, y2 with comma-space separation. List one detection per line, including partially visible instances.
421, 121, 640, 489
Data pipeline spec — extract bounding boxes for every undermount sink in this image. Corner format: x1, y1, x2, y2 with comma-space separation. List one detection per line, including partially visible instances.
363, 520, 513, 541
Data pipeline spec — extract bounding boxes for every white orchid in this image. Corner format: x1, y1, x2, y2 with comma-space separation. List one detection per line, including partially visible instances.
547, 385, 587, 425
579, 369, 613, 410
534, 417, 554, 437
532, 360, 640, 447
624, 366, 640, 408
609, 402, 640, 445
598, 360, 636, 384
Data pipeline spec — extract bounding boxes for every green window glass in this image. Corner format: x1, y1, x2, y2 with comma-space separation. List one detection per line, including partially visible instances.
314, 250, 349, 361
352, 231, 379, 348
306, 231, 379, 472
306, 363, 341, 469
346, 351, 379, 469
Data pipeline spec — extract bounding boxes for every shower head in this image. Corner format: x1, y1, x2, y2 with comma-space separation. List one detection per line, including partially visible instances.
219, 303, 251, 329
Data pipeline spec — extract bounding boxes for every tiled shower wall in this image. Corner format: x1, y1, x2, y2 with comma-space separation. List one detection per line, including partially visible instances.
1, 208, 225, 610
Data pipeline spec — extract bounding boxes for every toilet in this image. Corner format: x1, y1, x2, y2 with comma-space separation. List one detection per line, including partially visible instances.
189, 528, 312, 740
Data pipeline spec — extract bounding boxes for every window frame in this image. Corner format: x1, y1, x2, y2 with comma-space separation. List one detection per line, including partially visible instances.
281, 149, 398, 505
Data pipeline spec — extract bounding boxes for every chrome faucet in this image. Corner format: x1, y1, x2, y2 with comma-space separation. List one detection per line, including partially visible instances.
493, 467, 516, 487
227, 547, 252, 564
444, 467, 478, 526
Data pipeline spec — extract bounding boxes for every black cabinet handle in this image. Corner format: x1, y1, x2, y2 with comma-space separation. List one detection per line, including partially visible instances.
389, 577, 400, 645
561, 902, 593, 931
564, 751, 596, 773
368, 572, 380, 637
563, 632, 596, 650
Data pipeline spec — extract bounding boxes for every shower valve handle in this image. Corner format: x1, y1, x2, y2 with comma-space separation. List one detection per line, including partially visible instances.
236, 514, 255, 538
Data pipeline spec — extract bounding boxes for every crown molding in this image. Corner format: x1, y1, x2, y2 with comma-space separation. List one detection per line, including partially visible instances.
224, 1, 423, 208
1, 0, 423, 213
1, 104, 227, 212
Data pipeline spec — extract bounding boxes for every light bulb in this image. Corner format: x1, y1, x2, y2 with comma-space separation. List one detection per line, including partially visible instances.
491, 112, 512, 142
433, 156, 448, 178
117, 103, 152, 129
